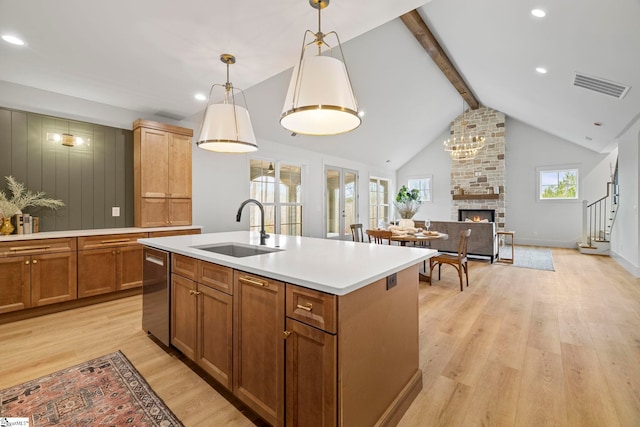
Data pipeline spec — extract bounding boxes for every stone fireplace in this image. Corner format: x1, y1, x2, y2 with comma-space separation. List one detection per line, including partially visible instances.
449, 106, 506, 230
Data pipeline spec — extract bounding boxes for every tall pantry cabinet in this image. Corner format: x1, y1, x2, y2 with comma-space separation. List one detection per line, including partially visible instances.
133, 120, 193, 227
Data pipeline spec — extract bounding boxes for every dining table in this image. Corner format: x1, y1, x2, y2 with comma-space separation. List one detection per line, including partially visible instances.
387, 231, 449, 282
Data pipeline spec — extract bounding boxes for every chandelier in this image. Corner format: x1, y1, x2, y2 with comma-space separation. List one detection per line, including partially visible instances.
443, 108, 485, 160
196, 54, 258, 153
280, 0, 361, 136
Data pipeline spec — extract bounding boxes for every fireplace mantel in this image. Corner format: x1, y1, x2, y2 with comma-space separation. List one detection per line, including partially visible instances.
452, 194, 500, 200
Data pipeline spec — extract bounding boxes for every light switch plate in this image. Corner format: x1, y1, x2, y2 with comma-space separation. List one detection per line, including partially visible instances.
112, 207, 120, 217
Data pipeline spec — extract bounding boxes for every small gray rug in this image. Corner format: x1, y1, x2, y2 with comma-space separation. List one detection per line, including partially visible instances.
500, 245, 555, 271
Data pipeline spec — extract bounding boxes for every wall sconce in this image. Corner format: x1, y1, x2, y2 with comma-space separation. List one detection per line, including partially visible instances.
47, 132, 86, 147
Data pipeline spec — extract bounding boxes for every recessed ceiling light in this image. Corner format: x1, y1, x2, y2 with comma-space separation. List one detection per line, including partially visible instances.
536, 67, 548, 74
2, 34, 25, 46
531, 9, 546, 18
194, 93, 207, 101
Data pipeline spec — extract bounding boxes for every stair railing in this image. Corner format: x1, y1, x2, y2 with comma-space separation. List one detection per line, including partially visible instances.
581, 161, 619, 247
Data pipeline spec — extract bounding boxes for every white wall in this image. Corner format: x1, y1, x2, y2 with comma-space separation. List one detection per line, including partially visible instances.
397, 117, 613, 247
610, 120, 640, 276
396, 128, 452, 221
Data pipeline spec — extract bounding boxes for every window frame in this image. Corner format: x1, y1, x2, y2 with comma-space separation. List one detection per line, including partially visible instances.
407, 175, 433, 203
536, 165, 580, 202
369, 176, 391, 228
249, 159, 304, 236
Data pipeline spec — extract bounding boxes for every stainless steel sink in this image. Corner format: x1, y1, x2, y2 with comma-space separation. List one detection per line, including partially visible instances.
192, 243, 283, 258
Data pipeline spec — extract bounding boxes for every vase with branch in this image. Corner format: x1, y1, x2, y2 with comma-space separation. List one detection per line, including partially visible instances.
0, 176, 65, 234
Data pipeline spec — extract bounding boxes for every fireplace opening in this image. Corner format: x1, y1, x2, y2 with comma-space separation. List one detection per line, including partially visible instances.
458, 209, 495, 222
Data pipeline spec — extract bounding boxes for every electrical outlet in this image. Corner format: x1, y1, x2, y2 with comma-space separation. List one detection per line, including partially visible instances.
112, 207, 120, 217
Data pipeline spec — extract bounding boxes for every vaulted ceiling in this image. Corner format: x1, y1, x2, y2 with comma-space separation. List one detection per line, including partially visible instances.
1, 0, 639, 168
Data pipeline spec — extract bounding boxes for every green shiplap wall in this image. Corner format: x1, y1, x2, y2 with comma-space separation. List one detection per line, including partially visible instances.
0, 107, 134, 231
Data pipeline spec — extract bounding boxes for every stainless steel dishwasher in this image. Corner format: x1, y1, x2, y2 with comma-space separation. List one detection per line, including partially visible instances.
142, 247, 170, 346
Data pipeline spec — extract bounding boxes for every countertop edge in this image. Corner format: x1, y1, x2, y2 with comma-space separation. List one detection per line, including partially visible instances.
0, 225, 202, 242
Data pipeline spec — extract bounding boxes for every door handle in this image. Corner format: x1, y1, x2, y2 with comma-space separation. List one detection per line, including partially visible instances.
145, 254, 165, 266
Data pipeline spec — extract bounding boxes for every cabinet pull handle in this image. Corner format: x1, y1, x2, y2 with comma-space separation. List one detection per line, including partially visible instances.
25, 260, 30, 265
10, 245, 51, 252
283, 331, 292, 339
189, 290, 201, 296
296, 303, 313, 312
32, 259, 38, 264
239, 276, 269, 288
100, 238, 131, 244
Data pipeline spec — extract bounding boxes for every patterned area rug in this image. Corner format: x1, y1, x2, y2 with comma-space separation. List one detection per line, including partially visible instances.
504, 245, 555, 271
0, 351, 183, 426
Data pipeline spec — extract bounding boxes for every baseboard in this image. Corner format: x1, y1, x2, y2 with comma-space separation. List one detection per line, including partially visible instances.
610, 249, 640, 278
515, 237, 579, 248
376, 369, 423, 427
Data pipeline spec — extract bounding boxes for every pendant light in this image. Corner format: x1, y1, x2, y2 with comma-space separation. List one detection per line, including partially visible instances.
280, 0, 361, 136
443, 103, 485, 161
197, 54, 258, 153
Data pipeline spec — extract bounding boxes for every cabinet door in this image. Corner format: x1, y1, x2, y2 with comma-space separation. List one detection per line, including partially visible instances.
140, 128, 169, 197
169, 198, 192, 226
168, 133, 192, 198
78, 248, 116, 298
31, 252, 77, 306
197, 283, 233, 390
233, 273, 285, 426
117, 244, 143, 290
285, 318, 337, 427
171, 273, 197, 360
140, 198, 170, 227
0, 256, 30, 313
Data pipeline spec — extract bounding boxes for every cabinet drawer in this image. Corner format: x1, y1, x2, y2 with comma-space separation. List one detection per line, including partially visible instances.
199, 261, 233, 295
172, 253, 197, 280
0, 238, 76, 256
147, 228, 201, 238
78, 233, 146, 250
286, 284, 337, 334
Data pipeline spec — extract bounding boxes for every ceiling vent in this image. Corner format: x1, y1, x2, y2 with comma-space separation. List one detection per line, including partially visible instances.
573, 73, 630, 99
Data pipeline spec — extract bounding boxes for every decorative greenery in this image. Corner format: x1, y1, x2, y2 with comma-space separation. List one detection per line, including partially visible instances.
0, 176, 65, 218
394, 185, 422, 219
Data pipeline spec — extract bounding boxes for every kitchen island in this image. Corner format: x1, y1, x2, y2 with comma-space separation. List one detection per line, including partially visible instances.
139, 231, 435, 427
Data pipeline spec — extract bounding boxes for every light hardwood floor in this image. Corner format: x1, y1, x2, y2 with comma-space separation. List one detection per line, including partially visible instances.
1, 248, 639, 426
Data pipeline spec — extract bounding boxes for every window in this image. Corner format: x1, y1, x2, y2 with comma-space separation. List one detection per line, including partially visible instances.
249, 159, 303, 235
407, 176, 432, 202
539, 168, 578, 200
369, 177, 390, 228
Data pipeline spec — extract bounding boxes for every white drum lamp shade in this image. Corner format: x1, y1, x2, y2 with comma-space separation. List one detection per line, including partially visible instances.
281, 55, 361, 136
197, 103, 257, 153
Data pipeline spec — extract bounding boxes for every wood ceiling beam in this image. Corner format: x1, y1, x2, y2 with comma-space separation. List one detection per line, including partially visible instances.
400, 9, 480, 110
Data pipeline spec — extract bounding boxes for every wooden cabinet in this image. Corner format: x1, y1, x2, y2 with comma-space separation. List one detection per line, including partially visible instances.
0, 239, 77, 314
285, 318, 337, 427
77, 233, 146, 298
284, 285, 337, 427
197, 282, 233, 389
233, 272, 285, 426
171, 273, 197, 360
170, 254, 234, 390
133, 119, 193, 227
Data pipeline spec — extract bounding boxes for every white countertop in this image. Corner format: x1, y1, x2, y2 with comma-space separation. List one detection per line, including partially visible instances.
0, 226, 202, 242
139, 231, 436, 296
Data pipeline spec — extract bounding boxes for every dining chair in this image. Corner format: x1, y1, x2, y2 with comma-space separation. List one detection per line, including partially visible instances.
366, 229, 393, 245
350, 224, 364, 242
429, 229, 471, 291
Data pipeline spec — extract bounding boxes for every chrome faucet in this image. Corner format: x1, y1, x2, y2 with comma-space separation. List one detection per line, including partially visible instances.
236, 199, 269, 245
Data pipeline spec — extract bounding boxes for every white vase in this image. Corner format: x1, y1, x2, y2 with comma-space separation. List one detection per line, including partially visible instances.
398, 218, 415, 229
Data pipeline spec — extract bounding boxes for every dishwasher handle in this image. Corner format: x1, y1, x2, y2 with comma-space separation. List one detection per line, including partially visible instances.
145, 253, 165, 266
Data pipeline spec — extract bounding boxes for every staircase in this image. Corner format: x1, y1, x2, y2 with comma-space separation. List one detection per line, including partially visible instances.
579, 161, 619, 255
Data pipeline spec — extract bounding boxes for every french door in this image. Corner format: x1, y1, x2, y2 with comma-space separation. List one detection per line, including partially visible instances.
325, 166, 358, 240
